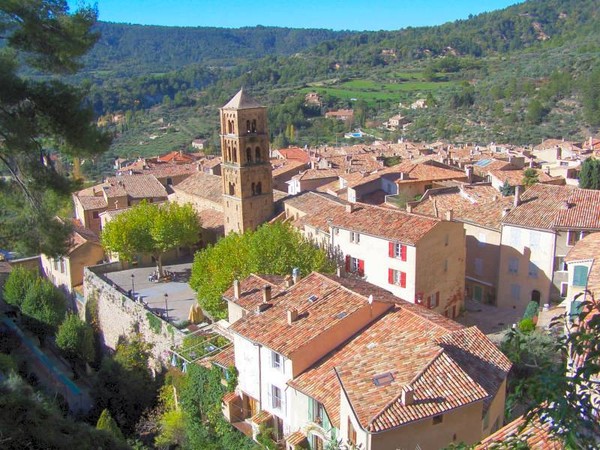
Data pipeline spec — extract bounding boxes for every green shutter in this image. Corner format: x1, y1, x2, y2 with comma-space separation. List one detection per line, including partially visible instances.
308, 396, 314, 422
573, 266, 589, 287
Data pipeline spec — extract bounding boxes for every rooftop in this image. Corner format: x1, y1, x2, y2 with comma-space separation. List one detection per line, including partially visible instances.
172, 171, 223, 205
221, 88, 263, 110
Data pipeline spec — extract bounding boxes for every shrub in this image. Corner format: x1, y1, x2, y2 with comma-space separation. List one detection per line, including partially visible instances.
96, 408, 125, 441
56, 314, 95, 364
2, 266, 37, 307
21, 279, 66, 341
523, 301, 539, 320
518, 318, 536, 333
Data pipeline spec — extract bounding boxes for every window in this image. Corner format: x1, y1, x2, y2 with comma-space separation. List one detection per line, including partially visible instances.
256, 182, 262, 195
474, 258, 483, 276
555, 256, 567, 272
350, 232, 360, 243
348, 418, 357, 445
246, 147, 252, 163
444, 234, 449, 246
389, 242, 407, 261
433, 414, 443, 425
560, 282, 568, 297
92, 211, 100, 219
528, 262, 538, 278
346, 256, 364, 277
444, 259, 448, 272
59, 258, 65, 274
271, 351, 282, 370
388, 269, 406, 288
53, 259, 59, 271
270, 385, 282, 410
255, 146, 261, 162
567, 230, 586, 246
573, 265, 589, 287
511, 284, 521, 301
508, 258, 519, 274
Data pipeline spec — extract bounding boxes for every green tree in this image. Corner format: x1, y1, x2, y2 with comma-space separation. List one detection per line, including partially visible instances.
190, 222, 335, 319
101, 201, 201, 277
0, 1, 111, 256
499, 179, 515, 197
522, 168, 539, 188
96, 408, 125, 442
578, 158, 600, 190
2, 266, 37, 307
56, 314, 95, 364
20, 279, 66, 342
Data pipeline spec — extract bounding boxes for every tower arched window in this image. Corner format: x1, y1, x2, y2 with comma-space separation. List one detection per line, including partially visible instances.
251, 119, 257, 133
255, 146, 261, 162
246, 120, 251, 133
251, 183, 256, 195
228, 182, 235, 196
227, 145, 232, 162
256, 182, 262, 195
233, 146, 238, 163
228, 120, 234, 134
246, 147, 252, 163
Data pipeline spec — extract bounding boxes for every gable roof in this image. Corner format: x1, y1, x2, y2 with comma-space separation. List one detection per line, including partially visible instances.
476, 413, 563, 449
172, 171, 223, 205
103, 175, 168, 199
502, 184, 600, 231
221, 88, 263, 110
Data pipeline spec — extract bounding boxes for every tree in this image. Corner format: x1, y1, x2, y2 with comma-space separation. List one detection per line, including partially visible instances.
578, 158, 600, 190
101, 201, 201, 277
499, 179, 515, 196
2, 265, 37, 307
96, 408, 125, 442
56, 314, 95, 364
190, 222, 335, 319
522, 168, 539, 188
20, 278, 66, 342
0, 1, 111, 256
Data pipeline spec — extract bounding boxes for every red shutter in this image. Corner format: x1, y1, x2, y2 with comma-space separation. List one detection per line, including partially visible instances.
400, 245, 407, 261
400, 272, 406, 288
389, 242, 395, 258
388, 268, 394, 284
358, 259, 365, 277
345, 255, 351, 272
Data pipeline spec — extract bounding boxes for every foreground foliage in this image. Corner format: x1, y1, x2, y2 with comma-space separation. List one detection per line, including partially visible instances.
190, 222, 336, 319
56, 314, 96, 364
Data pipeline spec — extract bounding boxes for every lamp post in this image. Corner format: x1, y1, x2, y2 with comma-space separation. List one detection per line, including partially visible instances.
130, 274, 135, 299
164, 293, 169, 322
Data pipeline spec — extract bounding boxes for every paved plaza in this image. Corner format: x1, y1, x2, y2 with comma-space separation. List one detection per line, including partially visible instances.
104, 262, 197, 325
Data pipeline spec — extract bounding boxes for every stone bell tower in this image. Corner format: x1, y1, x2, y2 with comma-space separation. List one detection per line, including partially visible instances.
220, 89, 274, 235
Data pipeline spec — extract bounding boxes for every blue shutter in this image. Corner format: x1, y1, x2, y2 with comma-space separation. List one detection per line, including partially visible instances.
573, 266, 589, 287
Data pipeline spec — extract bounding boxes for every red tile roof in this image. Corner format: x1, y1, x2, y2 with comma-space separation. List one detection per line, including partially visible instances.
276, 147, 311, 164
223, 274, 287, 312
476, 414, 563, 449
172, 171, 223, 205
104, 175, 168, 199
503, 184, 600, 231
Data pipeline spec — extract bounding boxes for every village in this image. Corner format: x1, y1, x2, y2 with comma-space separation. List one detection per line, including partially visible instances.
2, 88, 600, 449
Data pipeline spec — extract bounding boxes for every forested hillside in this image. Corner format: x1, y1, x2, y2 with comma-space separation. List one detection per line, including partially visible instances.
79, 0, 600, 180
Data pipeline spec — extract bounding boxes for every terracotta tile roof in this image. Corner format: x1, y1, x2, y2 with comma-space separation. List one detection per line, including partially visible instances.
503, 184, 600, 231
412, 184, 515, 231
289, 302, 509, 432
67, 220, 101, 254
209, 345, 235, 369
487, 166, 561, 186
200, 156, 222, 169
533, 138, 582, 152
104, 175, 168, 199
476, 414, 563, 449
390, 161, 468, 185
139, 162, 198, 179
230, 273, 389, 357
223, 274, 287, 312
196, 209, 224, 232
295, 168, 340, 181
156, 151, 198, 164
285, 430, 307, 446
172, 171, 223, 205
222, 391, 239, 404
251, 410, 272, 425
276, 147, 311, 164
271, 159, 307, 177
76, 194, 107, 210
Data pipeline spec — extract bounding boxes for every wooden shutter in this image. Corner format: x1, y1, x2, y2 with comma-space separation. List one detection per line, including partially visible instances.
435, 291, 440, 307
400, 271, 406, 288
388, 268, 394, 284
401, 245, 407, 261
358, 259, 365, 277
389, 242, 395, 258
573, 265, 588, 287
345, 255, 351, 272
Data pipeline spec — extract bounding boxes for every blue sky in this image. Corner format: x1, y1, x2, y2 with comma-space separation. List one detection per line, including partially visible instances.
69, 0, 522, 31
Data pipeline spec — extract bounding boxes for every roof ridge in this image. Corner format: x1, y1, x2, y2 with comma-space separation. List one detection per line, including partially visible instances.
397, 302, 464, 332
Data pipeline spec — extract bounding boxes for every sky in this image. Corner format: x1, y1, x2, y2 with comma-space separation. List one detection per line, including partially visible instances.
69, 0, 523, 31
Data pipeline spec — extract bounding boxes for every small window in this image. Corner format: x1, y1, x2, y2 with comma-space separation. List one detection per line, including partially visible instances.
372, 372, 394, 386
92, 211, 100, 219
511, 284, 520, 301
348, 418, 357, 445
388, 269, 406, 288
560, 282, 568, 297
508, 258, 519, 274
246, 147, 252, 163
528, 262, 538, 278
255, 146, 261, 162
433, 414, 443, 425
555, 256, 567, 272
573, 265, 589, 287
350, 232, 360, 243
271, 351, 282, 370
567, 230, 583, 246
270, 384, 282, 409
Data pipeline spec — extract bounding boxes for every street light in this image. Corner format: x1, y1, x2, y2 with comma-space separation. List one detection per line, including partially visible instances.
130, 274, 135, 299
164, 293, 169, 322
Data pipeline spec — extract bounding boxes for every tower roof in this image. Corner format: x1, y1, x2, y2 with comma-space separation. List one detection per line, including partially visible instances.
221, 88, 263, 110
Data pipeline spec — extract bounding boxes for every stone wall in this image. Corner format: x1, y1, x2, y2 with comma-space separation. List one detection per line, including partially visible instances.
83, 265, 184, 369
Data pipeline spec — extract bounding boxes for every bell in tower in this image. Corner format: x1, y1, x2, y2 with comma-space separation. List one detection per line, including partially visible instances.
220, 89, 274, 235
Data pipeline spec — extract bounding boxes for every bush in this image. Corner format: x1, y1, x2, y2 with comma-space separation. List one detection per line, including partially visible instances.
518, 318, 536, 333
523, 301, 539, 320
96, 408, 125, 441
56, 314, 96, 364
21, 279, 67, 341
2, 266, 37, 307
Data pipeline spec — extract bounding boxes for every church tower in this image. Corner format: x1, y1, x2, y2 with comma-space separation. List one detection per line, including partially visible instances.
220, 89, 274, 235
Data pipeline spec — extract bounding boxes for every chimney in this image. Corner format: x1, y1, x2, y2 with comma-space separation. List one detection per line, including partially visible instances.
284, 275, 293, 288
466, 166, 473, 184
445, 209, 453, 221
336, 265, 342, 277
502, 207, 511, 217
292, 268, 300, 284
287, 309, 299, 325
233, 279, 240, 300
346, 203, 354, 213
562, 200, 570, 210
262, 285, 272, 304
514, 185, 522, 208
401, 386, 414, 406
406, 204, 413, 213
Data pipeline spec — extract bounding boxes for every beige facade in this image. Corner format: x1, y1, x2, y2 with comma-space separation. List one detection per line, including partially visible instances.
465, 223, 502, 305
220, 89, 274, 234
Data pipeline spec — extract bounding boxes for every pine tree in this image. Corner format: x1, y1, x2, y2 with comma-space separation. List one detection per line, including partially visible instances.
96, 409, 125, 441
